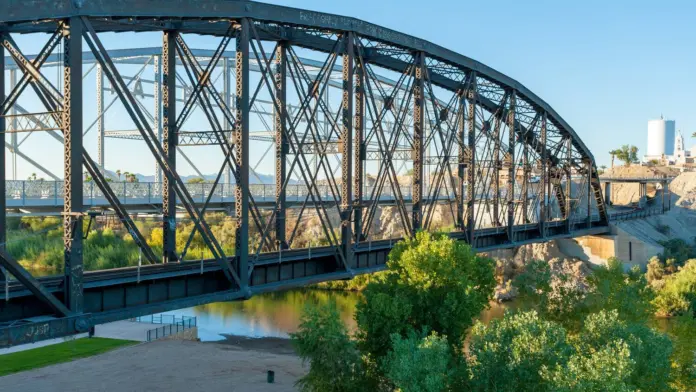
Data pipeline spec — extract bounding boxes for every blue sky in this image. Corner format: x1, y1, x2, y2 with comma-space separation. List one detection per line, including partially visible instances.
268, 0, 695, 167
5, 0, 696, 179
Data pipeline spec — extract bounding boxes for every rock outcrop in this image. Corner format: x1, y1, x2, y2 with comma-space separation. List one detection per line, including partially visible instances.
485, 240, 592, 302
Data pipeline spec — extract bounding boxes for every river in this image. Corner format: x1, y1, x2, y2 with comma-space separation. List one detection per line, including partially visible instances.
172, 289, 513, 341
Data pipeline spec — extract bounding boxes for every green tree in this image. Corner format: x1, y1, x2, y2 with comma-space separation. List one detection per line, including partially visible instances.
543, 340, 634, 392
659, 238, 696, 268
647, 256, 665, 284
577, 310, 673, 391
609, 149, 620, 168
584, 258, 654, 323
384, 331, 459, 392
613, 145, 639, 166
187, 177, 206, 184
290, 302, 368, 392
668, 315, 696, 390
356, 231, 495, 358
468, 311, 573, 392
653, 259, 696, 317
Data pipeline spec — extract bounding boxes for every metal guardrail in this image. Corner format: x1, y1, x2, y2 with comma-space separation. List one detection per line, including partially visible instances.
4, 180, 421, 206
130, 314, 197, 342
609, 207, 665, 222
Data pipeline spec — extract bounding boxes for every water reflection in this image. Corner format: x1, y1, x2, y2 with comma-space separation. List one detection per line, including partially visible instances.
176, 289, 512, 341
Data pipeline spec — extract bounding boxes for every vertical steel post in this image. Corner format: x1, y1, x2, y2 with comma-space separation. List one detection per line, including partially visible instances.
235, 19, 250, 290
565, 138, 572, 233
522, 129, 529, 223
412, 52, 425, 233
466, 74, 477, 244
154, 55, 162, 186
353, 52, 365, 243
162, 31, 177, 263
539, 112, 547, 237
456, 90, 466, 230
223, 57, 232, 187
63, 17, 84, 313
340, 33, 354, 265
274, 42, 288, 250
493, 109, 502, 226
507, 90, 516, 242
586, 160, 592, 227
96, 64, 104, 170
0, 44, 5, 280
9, 70, 16, 180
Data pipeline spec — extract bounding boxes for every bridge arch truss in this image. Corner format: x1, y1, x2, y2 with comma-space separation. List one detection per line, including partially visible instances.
0, 1, 608, 346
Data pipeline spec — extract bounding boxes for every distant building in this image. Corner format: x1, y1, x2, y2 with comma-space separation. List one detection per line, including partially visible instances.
646, 116, 675, 158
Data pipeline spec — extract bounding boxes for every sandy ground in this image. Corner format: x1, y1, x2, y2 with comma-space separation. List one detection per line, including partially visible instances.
0, 337, 305, 392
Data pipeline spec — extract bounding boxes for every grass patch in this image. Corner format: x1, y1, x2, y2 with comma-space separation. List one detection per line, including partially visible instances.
0, 337, 136, 377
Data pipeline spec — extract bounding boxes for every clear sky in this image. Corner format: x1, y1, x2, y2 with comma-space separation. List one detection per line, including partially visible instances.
5, 0, 696, 179
262, 0, 696, 168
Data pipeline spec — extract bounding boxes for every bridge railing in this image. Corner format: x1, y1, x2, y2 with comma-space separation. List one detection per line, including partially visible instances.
4, 180, 548, 208
609, 206, 665, 222
4, 180, 435, 206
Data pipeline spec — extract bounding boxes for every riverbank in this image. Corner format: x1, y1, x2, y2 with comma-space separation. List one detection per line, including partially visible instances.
0, 338, 304, 392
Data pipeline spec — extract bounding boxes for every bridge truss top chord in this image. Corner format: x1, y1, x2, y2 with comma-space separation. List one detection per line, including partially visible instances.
0, 0, 610, 348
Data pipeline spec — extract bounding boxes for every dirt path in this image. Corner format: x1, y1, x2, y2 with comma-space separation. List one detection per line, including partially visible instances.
0, 338, 305, 392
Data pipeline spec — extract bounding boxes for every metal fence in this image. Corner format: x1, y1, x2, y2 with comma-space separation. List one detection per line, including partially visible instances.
130, 314, 197, 342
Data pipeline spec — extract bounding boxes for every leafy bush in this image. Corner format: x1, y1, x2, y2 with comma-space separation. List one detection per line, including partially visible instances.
578, 310, 673, 391
658, 239, 696, 267
290, 302, 369, 392
384, 331, 459, 392
468, 311, 573, 392
653, 259, 696, 317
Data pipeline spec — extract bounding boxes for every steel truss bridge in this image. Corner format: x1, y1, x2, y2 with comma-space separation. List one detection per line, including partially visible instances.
0, 0, 612, 347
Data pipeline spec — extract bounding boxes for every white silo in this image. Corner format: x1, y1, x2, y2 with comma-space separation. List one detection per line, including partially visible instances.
647, 117, 676, 157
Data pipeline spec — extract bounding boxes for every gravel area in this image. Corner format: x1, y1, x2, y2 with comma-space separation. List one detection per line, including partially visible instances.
0, 338, 304, 392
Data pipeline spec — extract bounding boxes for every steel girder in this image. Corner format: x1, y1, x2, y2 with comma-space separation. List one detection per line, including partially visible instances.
0, 2, 610, 347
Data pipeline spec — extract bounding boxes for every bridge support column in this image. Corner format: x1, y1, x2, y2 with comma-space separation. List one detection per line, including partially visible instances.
162, 31, 177, 263
63, 17, 84, 313
235, 19, 250, 291
603, 181, 611, 206
412, 52, 425, 233
507, 90, 516, 243
340, 32, 354, 266
661, 180, 666, 213
0, 44, 5, 282
353, 54, 365, 243
639, 182, 647, 208
539, 112, 547, 237
274, 42, 288, 250
466, 74, 477, 244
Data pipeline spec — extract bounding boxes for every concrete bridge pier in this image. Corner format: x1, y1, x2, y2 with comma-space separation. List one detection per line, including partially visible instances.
638, 182, 647, 208
603, 182, 611, 206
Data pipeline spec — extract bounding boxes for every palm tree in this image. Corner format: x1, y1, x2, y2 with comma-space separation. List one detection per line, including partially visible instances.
116, 169, 122, 180
609, 150, 620, 168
